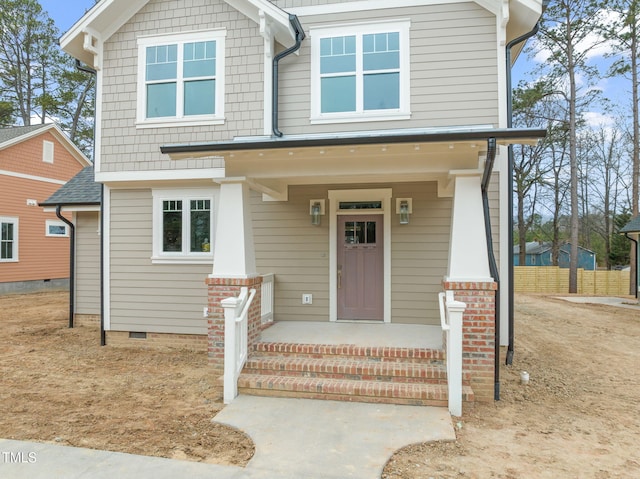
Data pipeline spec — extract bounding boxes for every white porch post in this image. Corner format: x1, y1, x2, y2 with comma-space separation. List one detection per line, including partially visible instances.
446, 172, 493, 282
212, 178, 257, 278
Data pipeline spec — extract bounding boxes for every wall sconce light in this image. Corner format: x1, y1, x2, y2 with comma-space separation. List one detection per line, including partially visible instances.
310, 199, 325, 226
396, 198, 412, 225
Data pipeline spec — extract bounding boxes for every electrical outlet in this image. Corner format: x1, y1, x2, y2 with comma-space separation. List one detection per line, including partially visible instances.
302, 294, 313, 305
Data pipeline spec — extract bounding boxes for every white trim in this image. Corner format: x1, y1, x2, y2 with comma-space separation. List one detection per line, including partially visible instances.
43, 205, 101, 213
290, 0, 499, 16
42, 140, 54, 164
136, 29, 227, 127
309, 20, 411, 124
95, 167, 226, 183
151, 187, 218, 263
0, 216, 19, 262
45, 220, 70, 237
0, 169, 66, 185
103, 185, 111, 330
328, 188, 392, 323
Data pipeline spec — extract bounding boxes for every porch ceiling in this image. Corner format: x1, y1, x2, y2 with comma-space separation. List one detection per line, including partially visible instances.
160, 127, 546, 190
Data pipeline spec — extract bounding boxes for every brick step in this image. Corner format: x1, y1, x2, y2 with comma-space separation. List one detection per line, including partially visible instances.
243, 355, 468, 384
252, 342, 446, 363
237, 374, 475, 407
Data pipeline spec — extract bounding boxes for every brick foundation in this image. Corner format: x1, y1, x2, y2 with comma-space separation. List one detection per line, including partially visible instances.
206, 276, 263, 375
443, 280, 497, 402
105, 331, 208, 352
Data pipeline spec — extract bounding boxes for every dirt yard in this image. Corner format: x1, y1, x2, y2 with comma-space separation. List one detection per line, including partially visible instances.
0, 291, 253, 466
1, 292, 639, 477
383, 294, 640, 479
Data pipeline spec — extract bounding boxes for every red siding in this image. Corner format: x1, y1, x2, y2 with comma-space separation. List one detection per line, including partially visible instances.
0, 132, 85, 283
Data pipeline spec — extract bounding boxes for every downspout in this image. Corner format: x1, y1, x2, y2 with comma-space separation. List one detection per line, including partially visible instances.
506, 20, 542, 366
56, 205, 75, 328
272, 14, 305, 137
481, 137, 500, 400
76, 59, 104, 345
625, 233, 639, 299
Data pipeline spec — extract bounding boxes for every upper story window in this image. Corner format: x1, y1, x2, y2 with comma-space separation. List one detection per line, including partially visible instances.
1, 217, 18, 262
137, 30, 226, 128
46, 220, 69, 237
310, 20, 411, 124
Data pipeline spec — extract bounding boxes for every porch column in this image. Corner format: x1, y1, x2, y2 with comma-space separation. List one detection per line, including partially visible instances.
445, 172, 496, 403
206, 178, 262, 376
447, 172, 492, 282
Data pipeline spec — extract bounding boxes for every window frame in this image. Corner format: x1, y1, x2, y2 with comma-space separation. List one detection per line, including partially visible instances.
152, 189, 216, 264
46, 220, 69, 237
0, 217, 18, 262
310, 20, 411, 124
136, 29, 226, 129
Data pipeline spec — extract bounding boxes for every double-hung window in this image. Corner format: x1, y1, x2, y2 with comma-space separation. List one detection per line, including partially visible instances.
311, 20, 410, 123
137, 30, 226, 128
152, 189, 215, 263
0, 217, 18, 262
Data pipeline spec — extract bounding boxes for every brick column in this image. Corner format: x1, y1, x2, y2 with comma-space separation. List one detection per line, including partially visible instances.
443, 280, 496, 402
206, 276, 263, 375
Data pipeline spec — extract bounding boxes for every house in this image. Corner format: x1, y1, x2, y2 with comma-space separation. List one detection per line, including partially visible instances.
59, 0, 545, 413
514, 241, 597, 270
40, 166, 102, 327
0, 124, 91, 294
620, 216, 640, 297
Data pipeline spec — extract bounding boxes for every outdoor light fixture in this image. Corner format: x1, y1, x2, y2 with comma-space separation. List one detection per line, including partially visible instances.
396, 198, 412, 225
310, 199, 325, 226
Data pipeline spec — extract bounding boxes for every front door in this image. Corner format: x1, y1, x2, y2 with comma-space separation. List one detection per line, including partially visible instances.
337, 215, 384, 320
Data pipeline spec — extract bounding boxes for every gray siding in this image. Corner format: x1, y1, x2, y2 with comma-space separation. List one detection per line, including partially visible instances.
100, 0, 264, 173
253, 186, 330, 322
108, 189, 210, 334
391, 183, 451, 325
277, 2, 499, 134
75, 211, 101, 315
252, 182, 453, 325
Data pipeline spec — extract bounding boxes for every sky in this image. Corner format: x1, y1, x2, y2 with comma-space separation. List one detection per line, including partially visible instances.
40, 0, 97, 34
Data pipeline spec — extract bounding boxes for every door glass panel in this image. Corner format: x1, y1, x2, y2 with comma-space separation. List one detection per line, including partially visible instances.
345, 221, 367, 244
366, 221, 376, 244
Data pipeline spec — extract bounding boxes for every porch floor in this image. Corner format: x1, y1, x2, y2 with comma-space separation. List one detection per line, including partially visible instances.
259, 321, 443, 349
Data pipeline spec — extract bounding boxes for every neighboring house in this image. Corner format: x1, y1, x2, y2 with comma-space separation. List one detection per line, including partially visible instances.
0, 124, 91, 294
620, 216, 640, 295
60, 0, 545, 410
514, 241, 597, 271
41, 166, 102, 326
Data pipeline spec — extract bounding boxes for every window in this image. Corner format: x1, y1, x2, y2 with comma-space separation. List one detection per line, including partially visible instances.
137, 30, 226, 128
46, 220, 69, 237
310, 20, 410, 124
0, 217, 18, 262
152, 189, 215, 262
43, 140, 54, 164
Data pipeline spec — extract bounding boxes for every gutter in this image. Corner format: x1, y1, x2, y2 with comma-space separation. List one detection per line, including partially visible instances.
481, 137, 501, 401
56, 206, 75, 328
75, 59, 105, 345
505, 20, 543, 366
272, 14, 306, 137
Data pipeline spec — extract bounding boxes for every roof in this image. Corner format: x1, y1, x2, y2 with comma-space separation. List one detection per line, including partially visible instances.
514, 241, 595, 255
0, 124, 48, 144
0, 123, 91, 167
161, 127, 548, 157
621, 215, 640, 234
40, 166, 101, 207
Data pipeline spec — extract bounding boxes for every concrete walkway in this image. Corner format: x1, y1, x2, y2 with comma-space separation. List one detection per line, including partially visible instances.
557, 295, 640, 310
0, 396, 455, 479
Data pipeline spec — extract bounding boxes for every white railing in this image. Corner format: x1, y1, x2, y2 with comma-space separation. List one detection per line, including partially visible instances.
438, 290, 466, 417
261, 273, 274, 324
222, 286, 256, 404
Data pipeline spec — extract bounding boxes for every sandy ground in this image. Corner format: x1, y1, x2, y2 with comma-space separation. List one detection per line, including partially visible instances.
383, 294, 640, 479
1, 291, 639, 477
0, 291, 253, 466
